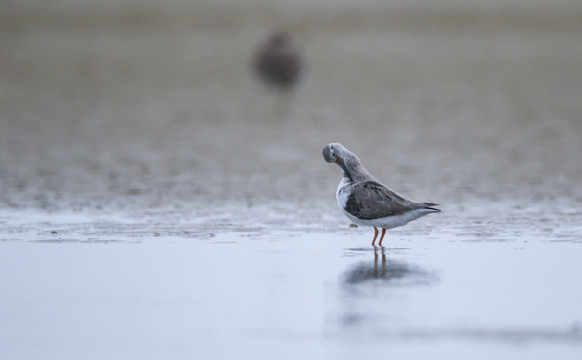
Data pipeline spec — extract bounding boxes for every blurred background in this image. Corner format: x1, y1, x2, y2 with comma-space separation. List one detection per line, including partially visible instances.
1, 0, 582, 226
2, 2, 582, 358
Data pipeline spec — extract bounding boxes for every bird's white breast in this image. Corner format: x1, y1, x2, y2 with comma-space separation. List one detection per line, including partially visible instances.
335, 179, 352, 213
336, 180, 367, 226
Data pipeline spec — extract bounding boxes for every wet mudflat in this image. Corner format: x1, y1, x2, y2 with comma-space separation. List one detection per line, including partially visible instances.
1, 1, 582, 359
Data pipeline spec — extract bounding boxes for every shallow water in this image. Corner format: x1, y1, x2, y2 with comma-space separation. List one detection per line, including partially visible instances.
1, 224, 582, 359
1, 1, 582, 359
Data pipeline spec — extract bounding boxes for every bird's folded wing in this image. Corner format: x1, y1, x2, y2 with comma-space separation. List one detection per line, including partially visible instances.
344, 181, 416, 219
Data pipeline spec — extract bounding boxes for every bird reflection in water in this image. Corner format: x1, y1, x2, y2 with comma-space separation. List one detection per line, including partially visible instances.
344, 247, 436, 286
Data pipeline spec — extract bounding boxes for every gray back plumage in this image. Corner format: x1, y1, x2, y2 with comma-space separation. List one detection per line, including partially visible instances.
342, 181, 433, 219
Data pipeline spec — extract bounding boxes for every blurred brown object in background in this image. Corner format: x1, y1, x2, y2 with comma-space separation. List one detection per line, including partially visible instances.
253, 31, 303, 89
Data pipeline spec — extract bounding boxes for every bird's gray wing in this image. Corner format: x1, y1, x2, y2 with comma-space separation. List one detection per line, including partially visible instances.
343, 181, 418, 219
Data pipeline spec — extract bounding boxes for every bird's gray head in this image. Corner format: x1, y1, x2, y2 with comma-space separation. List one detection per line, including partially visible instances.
322, 143, 343, 164
322, 143, 369, 182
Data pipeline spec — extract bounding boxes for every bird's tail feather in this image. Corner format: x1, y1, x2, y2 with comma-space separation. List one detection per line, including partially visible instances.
423, 203, 441, 212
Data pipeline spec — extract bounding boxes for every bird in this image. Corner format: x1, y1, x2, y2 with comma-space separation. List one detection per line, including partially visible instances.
322, 143, 441, 246
253, 31, 303, 89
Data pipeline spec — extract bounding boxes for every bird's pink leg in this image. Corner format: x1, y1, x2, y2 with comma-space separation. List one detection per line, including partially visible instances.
378, 228, 387, 246
371, 227, 379, 246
